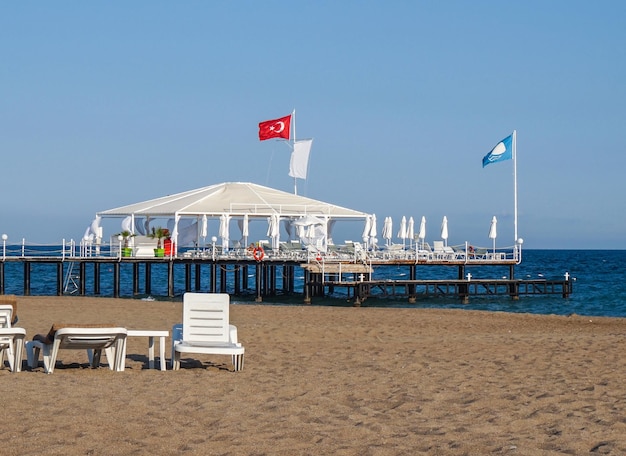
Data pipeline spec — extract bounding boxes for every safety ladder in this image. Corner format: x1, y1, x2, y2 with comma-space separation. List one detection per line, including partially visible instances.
63, 262, 80, 294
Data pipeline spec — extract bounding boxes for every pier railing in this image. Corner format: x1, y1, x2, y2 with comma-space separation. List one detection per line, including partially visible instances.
0, 239, 521, 265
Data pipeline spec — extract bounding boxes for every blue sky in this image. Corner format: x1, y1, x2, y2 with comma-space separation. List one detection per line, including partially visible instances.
1, 1, 625, 249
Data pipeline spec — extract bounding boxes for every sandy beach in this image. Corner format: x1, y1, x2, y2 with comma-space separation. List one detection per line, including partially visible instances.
1, 296, 626, 455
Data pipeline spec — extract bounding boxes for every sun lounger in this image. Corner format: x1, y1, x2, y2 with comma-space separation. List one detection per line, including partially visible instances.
0, 328, 26, 372
26, 324, 127, 374
0, 300, 20, 371
433, 241, 457, 260
0, 295, 18, 325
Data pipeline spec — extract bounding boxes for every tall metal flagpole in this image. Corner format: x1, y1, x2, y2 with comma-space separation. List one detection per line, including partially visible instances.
513, 129, 518, 243
292, 109, 297, 194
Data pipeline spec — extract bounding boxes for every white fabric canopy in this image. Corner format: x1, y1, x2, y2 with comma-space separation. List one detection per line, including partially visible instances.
97, 182, 371, 253
99, 182, 368, 219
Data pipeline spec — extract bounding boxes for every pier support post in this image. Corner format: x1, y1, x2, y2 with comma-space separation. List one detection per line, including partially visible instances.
79, 262, 86, 295
113, 262, 120, 298
255, 262, 263, 302
185, 263, 191, 292
234, 264, 241, 295
262, 263, 268, 297
133, 263, 140, 295
145, 263, 152, 295
167, 261, 174, 298
195, 263, 201, 291
220, 264, 227, 293
94, 262, 100, 295
242, 265, 249, 290
56, 262, 63, 296
563, 280, 572, 298
408, 266, 416, 303
210, 262, 217, 293
282, 265, 289, 293
353, 283, 363, 307
509, 281, 519, 300
23, 262, 31, 296
269, 265, 276, 296
303, 269, 311, 304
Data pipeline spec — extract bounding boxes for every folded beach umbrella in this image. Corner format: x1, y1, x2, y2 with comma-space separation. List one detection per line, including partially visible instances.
219, 214, 230, 250
201, 214, 208, 239
407, 217, 414, 248
267, 214, 280, 249
418, 216, 426, 248
242, 213, 249, 245
489, 216, 497, 253
397, 216, 407, 247
441, 216, 449, 246
362, 215, 372, 242
369, 214, 377, 238
382, 217, 393, 246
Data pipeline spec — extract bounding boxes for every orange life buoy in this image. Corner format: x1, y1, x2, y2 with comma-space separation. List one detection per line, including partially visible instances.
316, 252, 322, 261
253, 246, 265, 261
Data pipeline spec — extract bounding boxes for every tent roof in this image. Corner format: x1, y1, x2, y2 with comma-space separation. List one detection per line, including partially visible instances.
97, 182, 370, 220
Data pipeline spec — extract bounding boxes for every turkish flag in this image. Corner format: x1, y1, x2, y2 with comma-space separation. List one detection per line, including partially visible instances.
258, 114, 291, 141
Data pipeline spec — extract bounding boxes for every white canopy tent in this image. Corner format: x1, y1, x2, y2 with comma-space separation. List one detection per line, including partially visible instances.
96, 182, 371, 254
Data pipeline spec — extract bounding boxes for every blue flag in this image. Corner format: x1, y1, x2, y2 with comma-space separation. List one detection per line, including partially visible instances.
482, 134, 513, 168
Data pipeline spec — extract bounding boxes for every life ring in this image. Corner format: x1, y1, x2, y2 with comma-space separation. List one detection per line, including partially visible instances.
252, 246, 264, 261
316, 252, 322, 261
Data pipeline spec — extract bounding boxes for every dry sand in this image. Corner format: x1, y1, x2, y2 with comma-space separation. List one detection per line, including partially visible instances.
1, 295, 626, 455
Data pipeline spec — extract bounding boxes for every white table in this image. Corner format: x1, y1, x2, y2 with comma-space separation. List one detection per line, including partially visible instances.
126, 330, 169, 371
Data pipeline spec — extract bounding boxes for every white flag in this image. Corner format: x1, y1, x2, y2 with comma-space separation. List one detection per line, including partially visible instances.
289, 139, 313, 179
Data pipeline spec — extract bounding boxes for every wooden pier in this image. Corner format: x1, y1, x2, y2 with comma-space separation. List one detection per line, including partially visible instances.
319, 278, 573, 306
0, 254, 573, 306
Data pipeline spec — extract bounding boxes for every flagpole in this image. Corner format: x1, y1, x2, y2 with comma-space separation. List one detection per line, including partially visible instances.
292, 109, 297, 195
513, 129, 518, 243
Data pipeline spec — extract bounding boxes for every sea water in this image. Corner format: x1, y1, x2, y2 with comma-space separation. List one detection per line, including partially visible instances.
2, 249, 625, 318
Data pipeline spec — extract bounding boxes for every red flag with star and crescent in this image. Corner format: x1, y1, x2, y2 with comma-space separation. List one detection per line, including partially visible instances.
258, 114, 291, 141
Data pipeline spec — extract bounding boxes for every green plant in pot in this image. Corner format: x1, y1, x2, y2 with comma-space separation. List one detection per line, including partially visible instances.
149, 227, 170, 257
116, 230, 135, 257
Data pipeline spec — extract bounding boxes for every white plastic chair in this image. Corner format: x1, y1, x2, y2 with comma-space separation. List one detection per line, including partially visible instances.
171, 323, 239, 370
172, 293, 244, 371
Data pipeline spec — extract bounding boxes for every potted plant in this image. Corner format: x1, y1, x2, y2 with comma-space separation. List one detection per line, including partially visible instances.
148, 227, 170, 257
116, 230, 135, 257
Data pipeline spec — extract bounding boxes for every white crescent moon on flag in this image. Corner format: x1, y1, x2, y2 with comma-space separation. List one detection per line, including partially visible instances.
274, 121, 285, 133
491, 142, 506, 156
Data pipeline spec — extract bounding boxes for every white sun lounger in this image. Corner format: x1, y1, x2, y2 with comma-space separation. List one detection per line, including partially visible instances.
26, 326, 127, 374
0, 328, 26, 372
